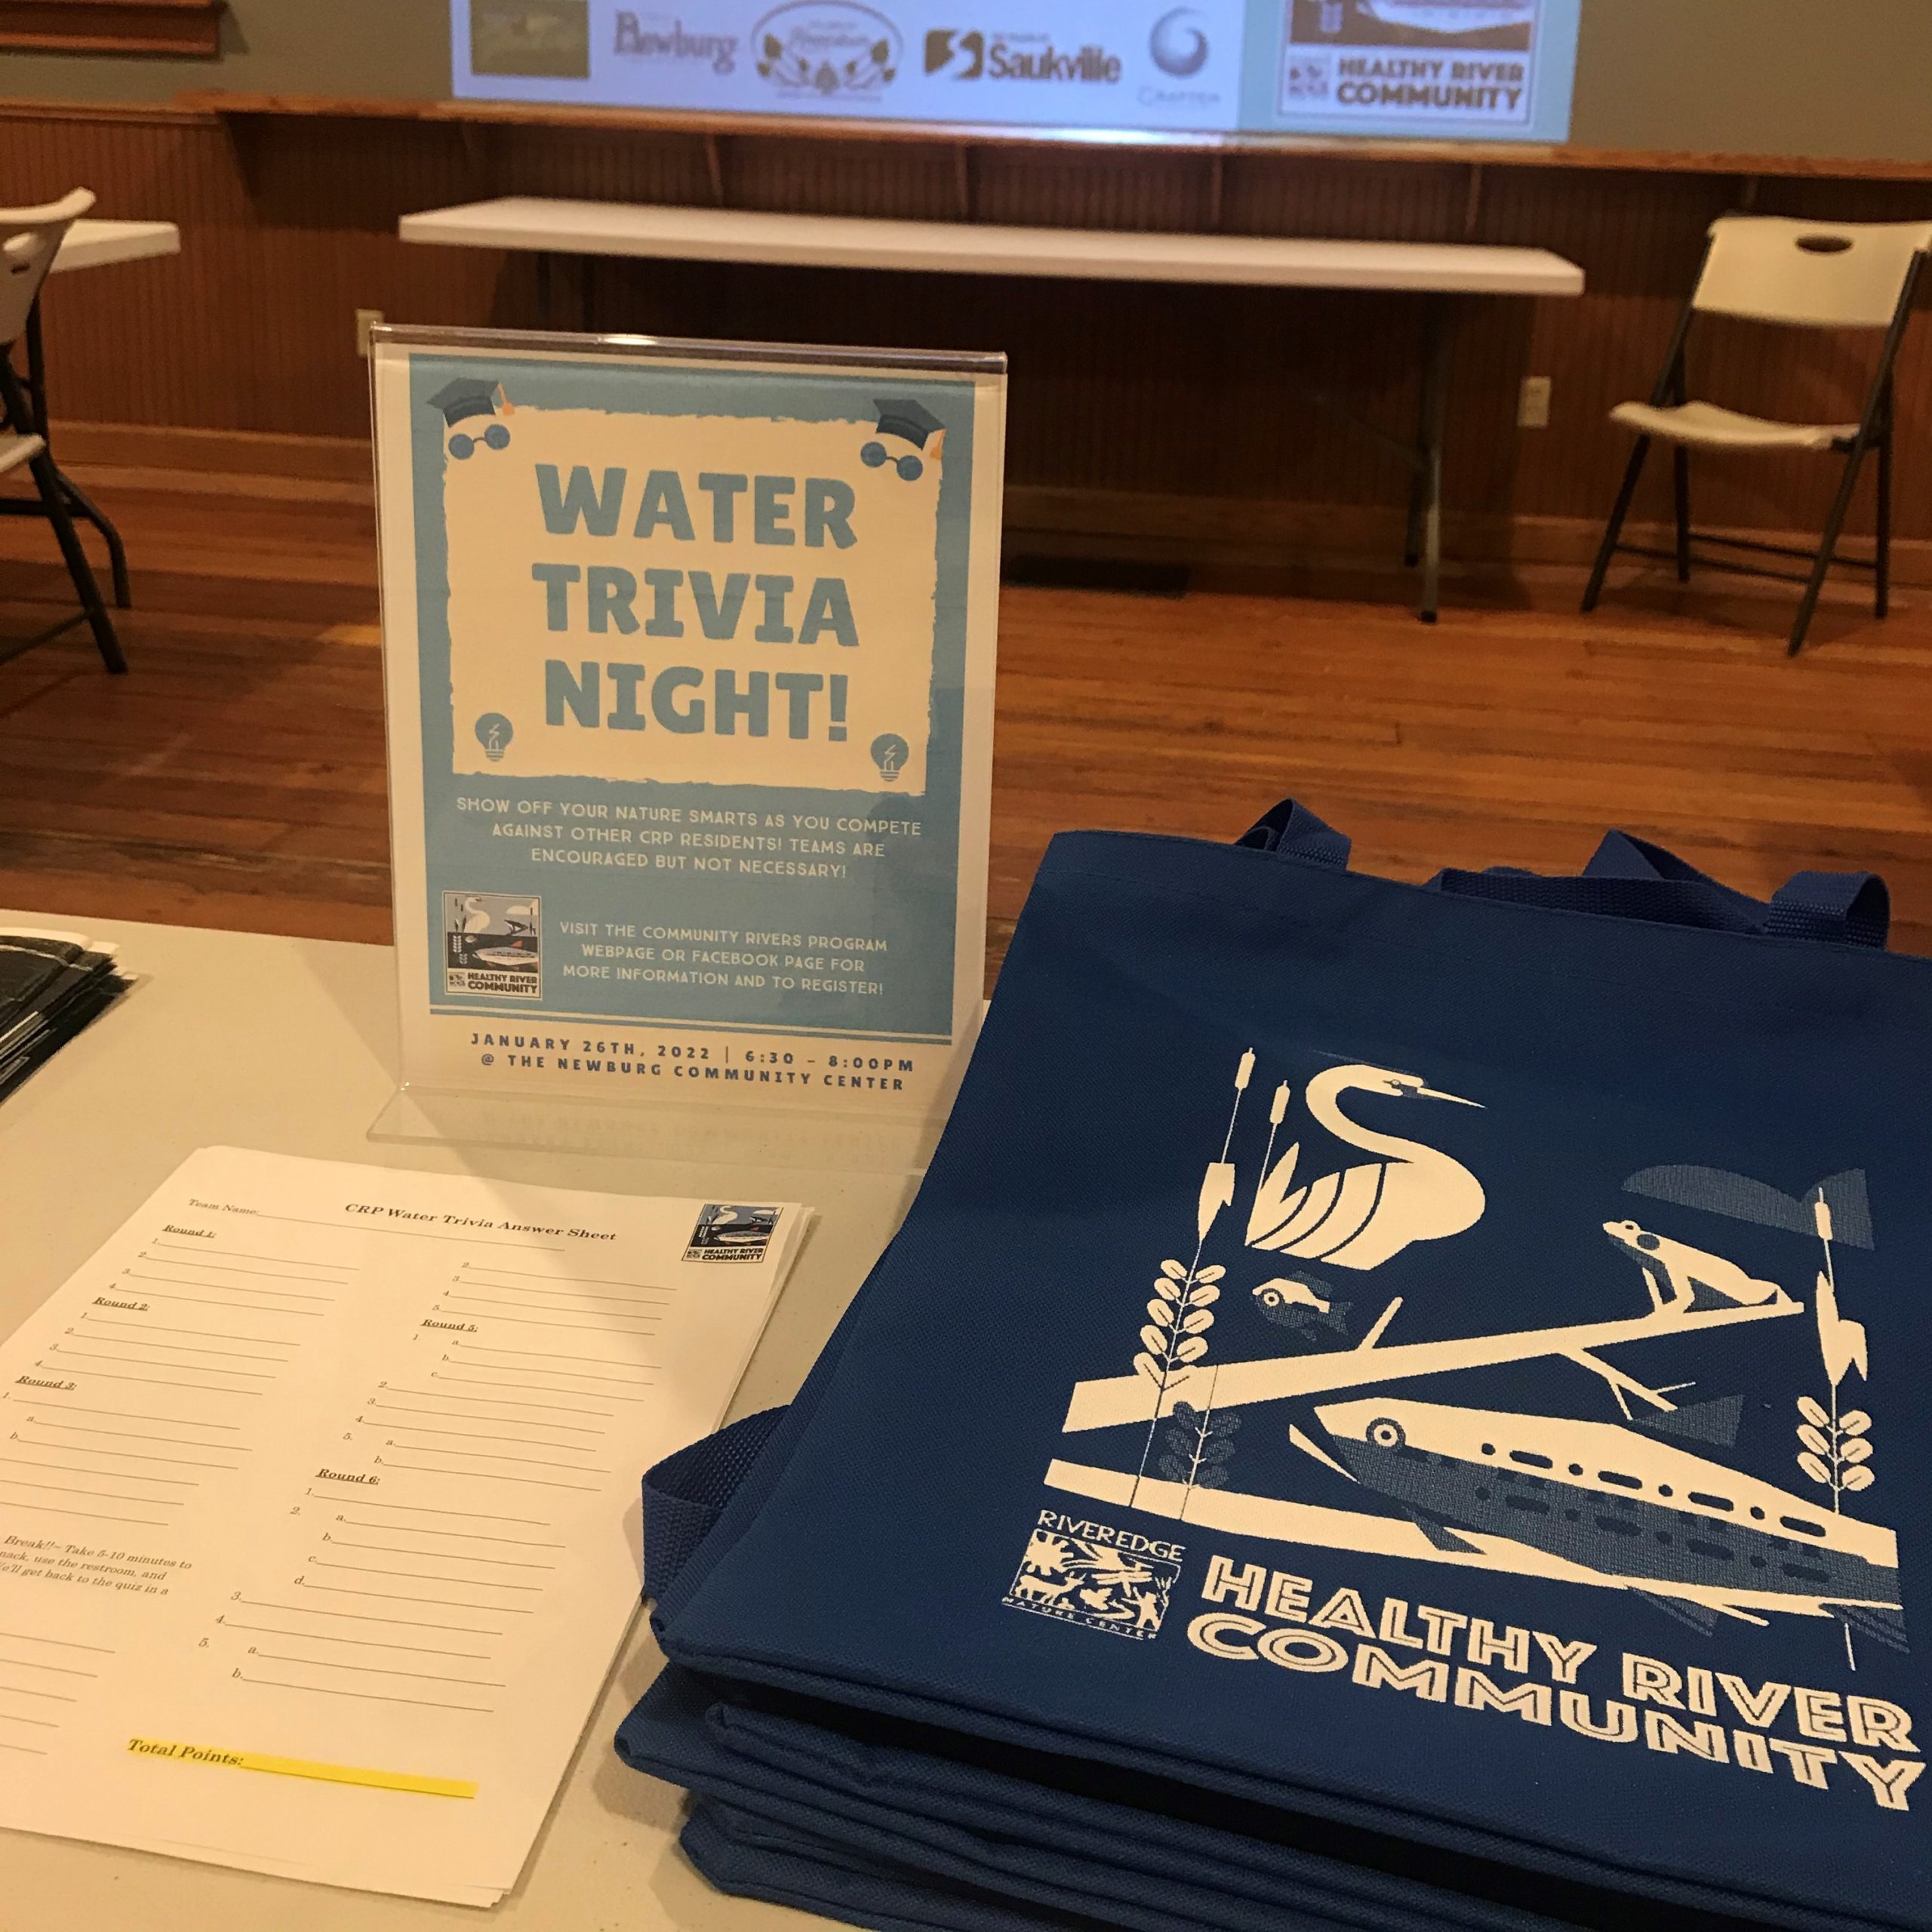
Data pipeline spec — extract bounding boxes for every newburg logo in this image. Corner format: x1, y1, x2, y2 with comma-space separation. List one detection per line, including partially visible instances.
1003, 1515, 1183, 1639
613, 12, 737, 70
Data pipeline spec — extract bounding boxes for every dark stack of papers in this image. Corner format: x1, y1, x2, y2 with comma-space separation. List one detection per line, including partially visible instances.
0, 928, 128, 1102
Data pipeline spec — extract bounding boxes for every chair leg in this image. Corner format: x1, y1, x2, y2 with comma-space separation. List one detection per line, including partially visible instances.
28, 445, 125, 675
1875, 432, 1893, 620
1789, 445, 1868, 658
1583, 436, 1652, 613
1672, 447, 1692, 583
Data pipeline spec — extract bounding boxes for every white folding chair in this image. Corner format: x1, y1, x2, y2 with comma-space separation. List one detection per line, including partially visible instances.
1582, 215, 1932, 657
0, 189, 124, 674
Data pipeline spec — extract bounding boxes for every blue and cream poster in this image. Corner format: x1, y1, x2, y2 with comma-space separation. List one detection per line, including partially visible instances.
373, 328, 1004, 1110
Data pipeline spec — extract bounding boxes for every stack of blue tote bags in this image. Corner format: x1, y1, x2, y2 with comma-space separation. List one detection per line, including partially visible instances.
618, 800, 1930, 1932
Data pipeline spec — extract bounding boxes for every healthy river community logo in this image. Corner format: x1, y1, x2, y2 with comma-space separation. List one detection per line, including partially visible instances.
1000, 1048, 1921, 1815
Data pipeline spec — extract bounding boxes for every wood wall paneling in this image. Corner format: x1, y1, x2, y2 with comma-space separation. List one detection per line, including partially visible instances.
9, 103, 1932, 561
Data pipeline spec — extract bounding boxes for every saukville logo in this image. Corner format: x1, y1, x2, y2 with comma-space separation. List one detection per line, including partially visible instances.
1003, 1515, 1183, 1639
923, 29, 1122, 83
1041, 1048, 1903, 1666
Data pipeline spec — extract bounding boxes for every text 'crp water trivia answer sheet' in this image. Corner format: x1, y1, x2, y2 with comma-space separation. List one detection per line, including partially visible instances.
0, 1147, 803, 1902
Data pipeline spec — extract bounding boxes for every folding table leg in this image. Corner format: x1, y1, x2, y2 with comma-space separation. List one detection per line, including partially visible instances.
1404, 350, 1432, 571
1875, 430, 1892, 620
1672, 448, 1692, 583
29, 445, 125, 674
1415, 295, 1453, 625
24, 300, 133, 608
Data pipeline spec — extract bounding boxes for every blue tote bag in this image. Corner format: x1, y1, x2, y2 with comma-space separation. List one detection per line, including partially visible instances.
623, 804, 1931, 1932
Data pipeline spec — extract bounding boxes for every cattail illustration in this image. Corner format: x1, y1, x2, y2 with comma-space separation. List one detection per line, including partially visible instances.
1798, 1191, 1875, 1515
1131, 1050, 1251, 1504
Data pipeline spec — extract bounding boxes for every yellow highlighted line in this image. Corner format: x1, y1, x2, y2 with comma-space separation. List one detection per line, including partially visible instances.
127, 1737, 475, 1800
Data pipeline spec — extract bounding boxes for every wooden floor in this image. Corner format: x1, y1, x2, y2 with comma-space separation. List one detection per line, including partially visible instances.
2, 464, 1930, 973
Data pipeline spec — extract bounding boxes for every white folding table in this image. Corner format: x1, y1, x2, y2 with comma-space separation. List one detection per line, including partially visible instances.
11, 218, 185, 610
400, 197, 1586, 620
0, 909, 915, 1932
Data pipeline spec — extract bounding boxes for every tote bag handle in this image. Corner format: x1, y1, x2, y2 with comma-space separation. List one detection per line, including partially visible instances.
1236, 799, 1887, 949
1435, 830, 1889, 948
1235, 798, 1351, 866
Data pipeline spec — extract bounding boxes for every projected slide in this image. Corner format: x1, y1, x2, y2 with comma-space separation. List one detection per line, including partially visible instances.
453, 0, 1580, 144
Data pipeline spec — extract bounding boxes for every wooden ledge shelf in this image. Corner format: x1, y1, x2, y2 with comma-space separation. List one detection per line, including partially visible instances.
165, 90, 1932, 183
1, 0, 222, 56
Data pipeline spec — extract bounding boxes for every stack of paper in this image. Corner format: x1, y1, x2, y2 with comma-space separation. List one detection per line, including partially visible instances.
0, 928, 128, 1102
0, 1147, 805, 1903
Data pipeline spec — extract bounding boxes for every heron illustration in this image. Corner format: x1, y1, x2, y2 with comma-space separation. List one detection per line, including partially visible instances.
1245, 1064, 1485, 1269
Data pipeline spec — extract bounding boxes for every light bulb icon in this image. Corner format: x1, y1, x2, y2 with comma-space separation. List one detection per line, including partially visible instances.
475, 712, 514, 762
869, 733, 909, 785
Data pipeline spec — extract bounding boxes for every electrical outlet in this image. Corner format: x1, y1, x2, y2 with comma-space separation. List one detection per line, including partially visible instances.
1518, 375, 1552, 429
355, 309, 385, 358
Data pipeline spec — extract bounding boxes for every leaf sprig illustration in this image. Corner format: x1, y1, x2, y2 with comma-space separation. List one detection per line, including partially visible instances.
1132, 1260, 1224, 1386
1796, 1393, 1875, 1506
1158, 1399, 1241, 1491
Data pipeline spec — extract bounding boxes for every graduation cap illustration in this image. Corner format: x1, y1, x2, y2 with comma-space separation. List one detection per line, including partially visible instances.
860, 399, 944, 481
427, 378, 512, 460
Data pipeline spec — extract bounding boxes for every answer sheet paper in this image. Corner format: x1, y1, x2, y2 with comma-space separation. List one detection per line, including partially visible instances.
0, 1147, 803, 1903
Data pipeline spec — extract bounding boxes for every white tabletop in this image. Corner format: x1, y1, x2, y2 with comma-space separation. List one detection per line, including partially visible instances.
0, 910, 913, 1930
401, 197, 1584, 297
50, 219, 181, 276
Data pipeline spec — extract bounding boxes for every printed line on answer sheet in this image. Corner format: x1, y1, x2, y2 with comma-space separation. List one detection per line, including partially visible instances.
294, 1580, 534, 1614
0, 1454, 195, 1487
374, 1457, 598, 1491
236, 1672, 494, 1714
365, 1399, 603, 1433
0, 1498, 168, 1526
143, 1251, 352, 1282
48, 1345, 273, 1380
80, 1315, 297, 1349
103, 1291, 325, 1317
398, 1381, 612, 1414
305, 1491, 549, 1525
65, 1328, 288, 1364
250, 1652, 506, 1688
374, 1439, 609, 1473
429, 1371, 644, 1401
149, 1241, 353, 1273
326, 1538, 555, 1571
235, 1596, 503, 1636
337, 1517, 563, 1548
358, 1416, 597, 1447
439, 1298, 659, 1327
4, 1401, 239, 1430
309, 1558, 540, 1592
33, 1361, 262, 1394
122, 1272, 335, 1302
0, 1473, 184, 1505
223, 1622, 491, 1659
451, 1341, 659, 1370
15, 1435, 241, 1471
